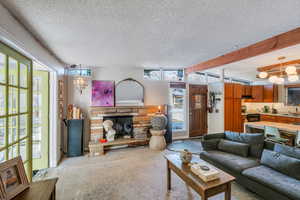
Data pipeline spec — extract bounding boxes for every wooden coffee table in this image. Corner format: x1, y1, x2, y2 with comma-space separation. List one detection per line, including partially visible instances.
164, 154, 235, 200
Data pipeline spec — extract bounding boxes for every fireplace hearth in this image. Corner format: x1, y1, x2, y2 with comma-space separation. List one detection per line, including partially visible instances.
103, 116, 133, 139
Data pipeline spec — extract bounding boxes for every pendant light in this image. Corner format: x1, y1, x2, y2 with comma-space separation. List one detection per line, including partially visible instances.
258, 71, 268, 79
288, 74, 299, 82
268, 75, 278, 83
285, 66, 297, 75
73, 64, 89, 95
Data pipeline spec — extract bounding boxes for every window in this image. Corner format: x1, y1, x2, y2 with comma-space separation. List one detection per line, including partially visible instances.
287, 87, 300, 105
68, 69, 91, 76
169, 82, 186, 132
144, 69, 184, 81
0, 42, 32, 179
163, 70, 184, 81
144, 69, 161, 80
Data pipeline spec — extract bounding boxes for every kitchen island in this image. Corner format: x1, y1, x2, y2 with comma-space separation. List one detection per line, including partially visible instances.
244, 121, 300, 147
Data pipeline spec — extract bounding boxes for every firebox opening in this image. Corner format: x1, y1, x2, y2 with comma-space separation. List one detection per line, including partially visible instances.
103, 115, 133, 139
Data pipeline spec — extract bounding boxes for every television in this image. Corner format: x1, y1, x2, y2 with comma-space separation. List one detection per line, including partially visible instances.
287, 87, 300, 105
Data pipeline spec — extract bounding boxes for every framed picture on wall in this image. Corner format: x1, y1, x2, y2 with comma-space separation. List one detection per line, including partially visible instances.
0, 157, 29, 200
91, 80, 115, 107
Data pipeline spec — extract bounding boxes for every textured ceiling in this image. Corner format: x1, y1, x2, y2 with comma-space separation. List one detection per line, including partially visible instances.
1, 0, 300, 71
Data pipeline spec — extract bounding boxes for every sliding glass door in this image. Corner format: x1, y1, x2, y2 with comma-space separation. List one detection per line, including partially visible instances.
0, 42, 32, 179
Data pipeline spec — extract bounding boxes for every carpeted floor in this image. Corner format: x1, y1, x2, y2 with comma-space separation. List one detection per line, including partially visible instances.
39, 141, 263, 200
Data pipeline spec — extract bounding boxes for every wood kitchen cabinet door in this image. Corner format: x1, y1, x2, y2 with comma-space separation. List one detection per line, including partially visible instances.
233, 99, 242, 132
233, 84, 243, 99
276, 116, 296, 124
263, 85, 278, 102
224, 98, 234, 131
245, 85, 252, 96
225, 83, 234, 99
261, 114, 277, 122
252, 85, 264, 102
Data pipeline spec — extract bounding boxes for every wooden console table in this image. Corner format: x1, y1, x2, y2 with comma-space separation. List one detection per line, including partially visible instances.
13, 178, 58, 200
165, 154, 235, 200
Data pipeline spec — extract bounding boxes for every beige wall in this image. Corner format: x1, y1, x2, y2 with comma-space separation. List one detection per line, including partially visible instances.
67, 67, 169, 149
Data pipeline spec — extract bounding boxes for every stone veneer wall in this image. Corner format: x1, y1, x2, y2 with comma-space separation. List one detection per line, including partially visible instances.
89, 106, 165, 141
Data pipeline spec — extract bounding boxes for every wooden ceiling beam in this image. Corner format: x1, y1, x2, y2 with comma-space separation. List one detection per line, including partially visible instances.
256, 69, 300, 78
185, 27, 300, 74
257, 59, 300, 72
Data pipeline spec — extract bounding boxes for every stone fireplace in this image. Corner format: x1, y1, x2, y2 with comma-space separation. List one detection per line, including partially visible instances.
103, 115, 133, 139
90, 106, 165, 143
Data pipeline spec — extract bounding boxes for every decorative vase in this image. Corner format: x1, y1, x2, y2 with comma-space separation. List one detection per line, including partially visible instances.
151, 114, 167, 130
180, 149, 192, 164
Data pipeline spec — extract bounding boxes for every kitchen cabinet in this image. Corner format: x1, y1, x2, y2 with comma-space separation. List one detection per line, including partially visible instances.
224, 98, 234, 131
263, 85, 278, 102
243, 85, 252, 96
225, 83, 234, 98
233, 84, 243, 99
233, 99, 242, 132
252, 85, 264, 102
261, 114, 297, 124
224, 83, 243, 132
260, 114, 277, 122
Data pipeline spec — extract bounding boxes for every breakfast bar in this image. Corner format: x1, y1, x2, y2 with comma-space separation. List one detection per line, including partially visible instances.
244, 121, 300, 147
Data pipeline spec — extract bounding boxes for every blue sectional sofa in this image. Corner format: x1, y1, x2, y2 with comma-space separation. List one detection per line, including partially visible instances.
200, 131, 300, 200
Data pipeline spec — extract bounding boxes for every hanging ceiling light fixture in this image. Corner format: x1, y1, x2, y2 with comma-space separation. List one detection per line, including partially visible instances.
268, 75, 278, 83
258, 71, 268, 79
73, 64, 89, 95
285, 65, 297, 75
288, 74, 299, 82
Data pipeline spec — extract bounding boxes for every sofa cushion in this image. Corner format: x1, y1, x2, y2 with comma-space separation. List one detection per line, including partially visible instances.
217, 139, 249, 157
242, 165, 300, 200
200, 150, 259, 174
274, 143, 300, 159
224, 131, 264, 158
261, 149, 300, 180
201, 139, 220, 151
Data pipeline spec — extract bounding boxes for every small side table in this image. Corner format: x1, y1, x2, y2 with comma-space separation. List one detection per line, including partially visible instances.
149, 129, 166, 150
13, 178, 58, 200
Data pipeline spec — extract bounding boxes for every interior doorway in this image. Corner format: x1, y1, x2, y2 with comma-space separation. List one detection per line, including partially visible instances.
189, 84, 208, 137
32, 65, 49, 170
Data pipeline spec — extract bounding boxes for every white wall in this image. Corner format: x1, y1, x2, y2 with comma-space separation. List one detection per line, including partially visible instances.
207, 82, 224, 134
0, 4, 66, 166
68, 67, 169, 148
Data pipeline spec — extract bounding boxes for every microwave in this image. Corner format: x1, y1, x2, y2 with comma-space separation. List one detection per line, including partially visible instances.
246, 114, 260, 122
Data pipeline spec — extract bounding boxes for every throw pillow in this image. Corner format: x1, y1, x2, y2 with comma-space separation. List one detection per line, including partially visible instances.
274, 143, 300, 160
225, 131, 264, 158
261, 149, 300, 180
217, 139, 250, 157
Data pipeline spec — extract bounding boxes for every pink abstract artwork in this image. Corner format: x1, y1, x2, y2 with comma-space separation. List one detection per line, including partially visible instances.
92, 80, 115, 106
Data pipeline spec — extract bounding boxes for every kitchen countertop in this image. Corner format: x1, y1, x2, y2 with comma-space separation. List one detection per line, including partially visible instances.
244, 121, 300, 132
242, 112, 300, 118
